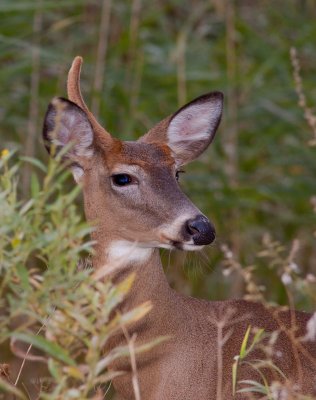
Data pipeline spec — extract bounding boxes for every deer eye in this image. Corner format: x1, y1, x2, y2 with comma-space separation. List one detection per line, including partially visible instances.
112, 174, 133, 186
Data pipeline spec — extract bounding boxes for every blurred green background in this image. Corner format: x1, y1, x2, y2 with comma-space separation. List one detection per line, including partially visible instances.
1, 0, 316, 308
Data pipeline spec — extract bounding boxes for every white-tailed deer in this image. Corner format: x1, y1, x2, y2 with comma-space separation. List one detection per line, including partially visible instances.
43, 57, 316, 399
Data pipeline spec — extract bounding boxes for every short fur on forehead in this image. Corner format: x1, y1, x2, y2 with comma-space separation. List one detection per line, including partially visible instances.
101, 141, 175, 172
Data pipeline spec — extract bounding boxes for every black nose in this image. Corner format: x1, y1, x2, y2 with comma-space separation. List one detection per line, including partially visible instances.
186, 215, 216, 245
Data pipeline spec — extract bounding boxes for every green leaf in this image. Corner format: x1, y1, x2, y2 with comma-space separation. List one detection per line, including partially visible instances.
11, 332, 75, 366
96, 336, 168, 375
239, 325, 251, 359
237, 380, 268, 395
15, 264, 30, 290
19, 199, 34, 215
48, 358, 61, 380
20, 156, 47, 173
247, 328, 264, 354
31, 172, 40, 197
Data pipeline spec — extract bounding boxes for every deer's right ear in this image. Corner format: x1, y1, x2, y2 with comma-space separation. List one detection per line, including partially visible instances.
139, 92, 223, 166
43, 97, 94, 182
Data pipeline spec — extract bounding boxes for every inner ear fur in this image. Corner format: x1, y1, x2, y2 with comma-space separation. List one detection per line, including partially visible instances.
139, 91, 224, 165
43, 97, 95, 161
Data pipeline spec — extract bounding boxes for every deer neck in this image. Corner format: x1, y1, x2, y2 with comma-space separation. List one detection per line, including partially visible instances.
92, 229, 173, 309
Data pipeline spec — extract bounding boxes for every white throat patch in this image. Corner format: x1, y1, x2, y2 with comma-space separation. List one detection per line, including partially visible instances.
93, 240, 153, 280
108, 240, 153, 264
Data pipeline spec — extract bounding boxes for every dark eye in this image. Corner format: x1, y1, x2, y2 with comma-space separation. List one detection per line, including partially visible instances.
176, 170, 185, 181
112, 174, 133, 186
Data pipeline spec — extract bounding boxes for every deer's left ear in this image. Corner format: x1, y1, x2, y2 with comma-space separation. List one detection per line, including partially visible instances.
42, 97, 95, 183
140, 92, 223, 165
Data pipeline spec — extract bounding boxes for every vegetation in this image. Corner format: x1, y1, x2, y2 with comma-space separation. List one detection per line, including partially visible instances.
0, 151, 162, 399
1, 0, 316, 398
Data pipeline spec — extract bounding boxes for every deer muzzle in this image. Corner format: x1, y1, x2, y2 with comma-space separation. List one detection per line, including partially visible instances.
186, 215, 216, 245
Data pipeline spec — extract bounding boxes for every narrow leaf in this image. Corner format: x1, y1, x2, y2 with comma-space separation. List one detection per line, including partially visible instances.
232, 357, 239, 395
15, 264, 30, 290
119, 301, 152, 326
240, 325, 251, 359
247, 328, 264, 354
19, 199, 34, 215
11, 332, 75, 366
31, 173, 40, 197
20, 156, 47, 173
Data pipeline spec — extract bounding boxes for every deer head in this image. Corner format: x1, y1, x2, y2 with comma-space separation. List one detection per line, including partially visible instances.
43, 57, 223, 267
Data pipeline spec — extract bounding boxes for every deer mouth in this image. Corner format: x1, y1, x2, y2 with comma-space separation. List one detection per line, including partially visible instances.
158, 215, 215, 251
181, 243, 204, 251
171, 241, 204, 251
171, 240, 185, 250
159, 237, 204, 251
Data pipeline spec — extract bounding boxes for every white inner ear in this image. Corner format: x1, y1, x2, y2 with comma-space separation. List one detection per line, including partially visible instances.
62, 111, 94, 158
71, 165, 84, 183
167, 101, 221, 152
50, 108, 94, 158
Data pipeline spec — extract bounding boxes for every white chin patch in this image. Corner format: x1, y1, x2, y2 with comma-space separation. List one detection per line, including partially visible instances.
157, 243, 174, 250
107, 240, 153, 268
182, 243, 204, 251
158, 242, 204, 251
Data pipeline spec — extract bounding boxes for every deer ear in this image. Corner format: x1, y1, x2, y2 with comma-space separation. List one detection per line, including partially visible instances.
140, 92, 223, 165
43, 97, 94, 182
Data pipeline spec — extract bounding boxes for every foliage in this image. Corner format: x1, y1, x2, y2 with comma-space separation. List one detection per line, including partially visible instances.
1, 0, 316, 304
0, 152, 157, 399
1, 1, 316, 398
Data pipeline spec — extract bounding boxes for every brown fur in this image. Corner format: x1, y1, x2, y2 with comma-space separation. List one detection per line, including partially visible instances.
43, 57, 316, 399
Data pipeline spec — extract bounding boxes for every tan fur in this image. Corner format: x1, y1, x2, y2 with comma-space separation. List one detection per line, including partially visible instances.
54, 58, 316, 399
67, 56, 112, 142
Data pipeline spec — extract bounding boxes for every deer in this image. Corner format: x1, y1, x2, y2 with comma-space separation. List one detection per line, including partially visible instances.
42, 56, 316, 400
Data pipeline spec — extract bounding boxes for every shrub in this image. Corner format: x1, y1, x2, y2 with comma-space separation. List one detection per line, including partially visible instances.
0, 151, 156, 399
